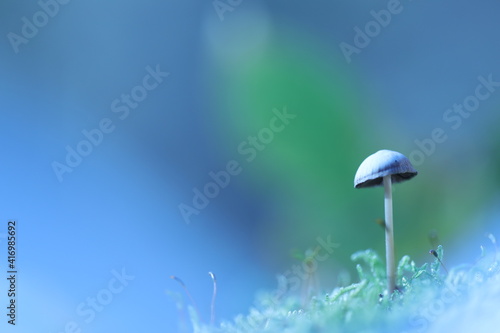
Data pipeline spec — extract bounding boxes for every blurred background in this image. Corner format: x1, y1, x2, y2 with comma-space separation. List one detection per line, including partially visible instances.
1, 0, 500, 331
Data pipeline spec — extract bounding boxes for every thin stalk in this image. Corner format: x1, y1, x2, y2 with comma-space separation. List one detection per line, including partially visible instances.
208, 272, 217, 326
383, 175, 396, 294
170, 275, 202, 322
430, 249, 449, 274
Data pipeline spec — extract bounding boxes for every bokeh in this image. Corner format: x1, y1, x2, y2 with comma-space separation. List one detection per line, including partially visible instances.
1, 0, 500, 331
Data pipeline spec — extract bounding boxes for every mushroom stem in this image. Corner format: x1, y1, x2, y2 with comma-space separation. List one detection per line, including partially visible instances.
383, 175, 396, 294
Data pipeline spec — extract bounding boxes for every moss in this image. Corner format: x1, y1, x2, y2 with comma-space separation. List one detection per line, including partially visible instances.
177, 243, 500, 333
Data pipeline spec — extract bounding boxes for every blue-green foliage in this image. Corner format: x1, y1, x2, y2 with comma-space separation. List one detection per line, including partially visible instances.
177, 244, 500, 333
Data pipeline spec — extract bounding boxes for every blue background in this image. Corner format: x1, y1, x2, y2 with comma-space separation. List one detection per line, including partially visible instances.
1, 0, 500, 332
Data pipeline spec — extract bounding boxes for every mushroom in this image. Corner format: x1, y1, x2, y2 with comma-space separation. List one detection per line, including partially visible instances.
354, 150, 417, 294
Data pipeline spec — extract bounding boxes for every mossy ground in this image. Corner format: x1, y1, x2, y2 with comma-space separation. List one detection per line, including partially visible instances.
172, 241, 500, 333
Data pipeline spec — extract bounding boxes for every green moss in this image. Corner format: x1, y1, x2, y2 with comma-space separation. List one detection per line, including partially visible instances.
181, 244, 500, 333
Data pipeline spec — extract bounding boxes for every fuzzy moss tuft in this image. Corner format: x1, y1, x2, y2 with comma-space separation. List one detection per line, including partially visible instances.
176, 244, 500, 333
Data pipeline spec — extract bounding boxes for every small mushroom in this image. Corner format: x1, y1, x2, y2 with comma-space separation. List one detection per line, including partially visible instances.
354, 150, 417, 294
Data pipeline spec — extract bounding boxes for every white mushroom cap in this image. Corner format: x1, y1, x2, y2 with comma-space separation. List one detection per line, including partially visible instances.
354, 150, 417, 188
